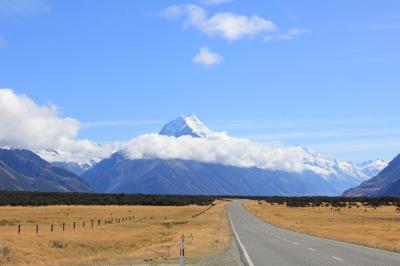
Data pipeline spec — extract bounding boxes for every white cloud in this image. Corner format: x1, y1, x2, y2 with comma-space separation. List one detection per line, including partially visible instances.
264, 28, 310, 42
0, 89, 80, 150
0, 89, 121, 163
162, 5, 276, 41
200, 0, 233, 5
122, 133, 330, 174
3, 89, 394, 174
0, 89, 317, 173
0, 0, 49, 17
193, 46, 222, 65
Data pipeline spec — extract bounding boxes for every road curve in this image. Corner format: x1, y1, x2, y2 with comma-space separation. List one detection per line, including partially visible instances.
228, 201, 400, 266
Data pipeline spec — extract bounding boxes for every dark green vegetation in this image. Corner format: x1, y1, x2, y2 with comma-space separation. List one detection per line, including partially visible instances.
0, 191, 218, 206
0, 191, 399, 209
249, 196, 400, 208
0, 149, 91, 192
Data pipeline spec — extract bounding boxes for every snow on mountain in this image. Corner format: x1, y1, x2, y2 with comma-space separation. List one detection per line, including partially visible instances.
76, 114, 394, 195
343, 156, 400, 196
148, 116, 383, 185
34, 114, 386, 190
359, 159, 389, 177
51, 161, 97, 176
286, 145, 380, 193
294, 146, 388, 182
159, 114, 212, 138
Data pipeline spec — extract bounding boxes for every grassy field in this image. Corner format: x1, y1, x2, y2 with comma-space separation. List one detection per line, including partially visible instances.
245, 200, 400, 253
0, 200, 230, 265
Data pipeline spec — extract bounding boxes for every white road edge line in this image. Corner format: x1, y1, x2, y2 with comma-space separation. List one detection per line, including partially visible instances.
240, 202, 400, 258
228, 207, 256, 266
308, 248, 316, 252
332, 256, 344, 262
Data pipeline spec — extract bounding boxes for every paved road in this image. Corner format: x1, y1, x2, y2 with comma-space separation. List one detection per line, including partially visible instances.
228, 202, 400, 266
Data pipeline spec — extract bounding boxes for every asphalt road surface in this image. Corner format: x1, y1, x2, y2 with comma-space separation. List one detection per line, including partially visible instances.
228, 202, 400, 266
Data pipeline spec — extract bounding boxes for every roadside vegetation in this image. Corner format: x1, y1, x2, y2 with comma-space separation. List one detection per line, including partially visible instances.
245, 199, 400, 253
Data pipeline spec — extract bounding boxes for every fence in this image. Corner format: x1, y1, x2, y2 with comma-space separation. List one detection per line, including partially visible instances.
16, 215, 135, 235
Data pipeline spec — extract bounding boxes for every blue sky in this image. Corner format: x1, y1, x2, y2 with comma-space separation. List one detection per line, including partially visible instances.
0, 0, 400, 162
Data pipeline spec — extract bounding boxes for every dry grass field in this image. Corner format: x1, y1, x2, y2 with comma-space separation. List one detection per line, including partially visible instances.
0, 200, 230, 265
245, 200, 400, 253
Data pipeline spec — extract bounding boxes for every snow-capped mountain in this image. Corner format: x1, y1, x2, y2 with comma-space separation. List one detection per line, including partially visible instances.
299, 146, 386, 181
158, 115, 386, 183
295, 146, 388, 193
158, 115, 386, 188
81, 115, 389, 196
358, 160, 388, 177
343, 155, 400, 196
51, 161, 96, 176
159, 114, 212, 138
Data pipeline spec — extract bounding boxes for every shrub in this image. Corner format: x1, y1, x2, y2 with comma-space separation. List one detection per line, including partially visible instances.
0, 247, 12, 262
50, 241, 68, 249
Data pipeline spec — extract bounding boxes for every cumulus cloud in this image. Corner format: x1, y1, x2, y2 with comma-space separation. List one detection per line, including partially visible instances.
0, 89, 332, 175
264, 28, 311, 42
193, 46, 222, 65
121, 133, 329, 174
0, 89, 120, 163
162, 4, 276, 41
0, 89, 80, 149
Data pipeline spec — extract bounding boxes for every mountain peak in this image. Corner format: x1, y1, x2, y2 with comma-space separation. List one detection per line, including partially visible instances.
159, 114, 212, 138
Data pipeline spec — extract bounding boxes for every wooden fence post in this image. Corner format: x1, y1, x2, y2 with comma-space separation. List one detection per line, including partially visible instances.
180, 237, 185, 266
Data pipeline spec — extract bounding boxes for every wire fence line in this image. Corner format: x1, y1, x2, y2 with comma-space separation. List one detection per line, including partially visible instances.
15, 215, 136, 235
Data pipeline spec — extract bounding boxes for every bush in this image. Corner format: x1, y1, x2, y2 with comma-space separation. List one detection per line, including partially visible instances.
50, 241, 68, 249
0, 246, 12, 262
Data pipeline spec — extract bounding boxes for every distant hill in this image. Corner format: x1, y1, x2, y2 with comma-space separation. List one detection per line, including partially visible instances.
343, 154, 400, 196
0, 149, 92, 192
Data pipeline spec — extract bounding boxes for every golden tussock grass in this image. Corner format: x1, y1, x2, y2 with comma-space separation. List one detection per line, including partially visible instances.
245, 200, 400, 253
0, 200, 230, 265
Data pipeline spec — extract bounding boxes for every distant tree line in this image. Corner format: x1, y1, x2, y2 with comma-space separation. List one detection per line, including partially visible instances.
0, 191, 399, 208
240, 196, 400, 208
0, 191, 218, 206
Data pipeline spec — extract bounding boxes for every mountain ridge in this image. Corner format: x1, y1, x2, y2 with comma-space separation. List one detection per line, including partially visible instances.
81, 115, 388, 196
0, 148, 92, 192
343, 154, 400, 196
